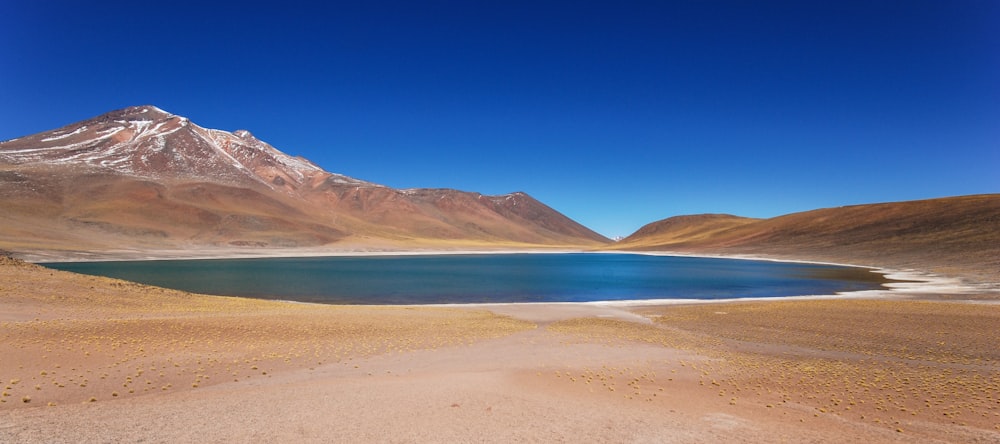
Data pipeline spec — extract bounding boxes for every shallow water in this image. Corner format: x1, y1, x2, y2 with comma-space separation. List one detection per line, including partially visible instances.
46, 253, 890, 304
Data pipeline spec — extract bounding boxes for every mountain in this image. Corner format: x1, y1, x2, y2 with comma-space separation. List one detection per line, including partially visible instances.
0, 106, 609, 258
614, 195, 1000, 281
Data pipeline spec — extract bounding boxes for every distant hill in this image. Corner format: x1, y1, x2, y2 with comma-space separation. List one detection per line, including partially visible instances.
617, 214, 760, 247
615, 195, 1000, 281
0, 105, 609, 258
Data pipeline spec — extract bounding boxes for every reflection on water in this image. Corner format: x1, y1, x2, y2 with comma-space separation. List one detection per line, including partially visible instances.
46, 253, 893, 305
790, 265, 890, 284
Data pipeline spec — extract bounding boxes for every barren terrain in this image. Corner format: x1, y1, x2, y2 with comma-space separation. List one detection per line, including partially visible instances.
2, 253, 998, 443
0, 106, 609, 257
614, 194, 1000, 284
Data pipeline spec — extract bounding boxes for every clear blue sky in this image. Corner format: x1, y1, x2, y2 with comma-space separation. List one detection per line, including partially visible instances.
2, 1, 998, 238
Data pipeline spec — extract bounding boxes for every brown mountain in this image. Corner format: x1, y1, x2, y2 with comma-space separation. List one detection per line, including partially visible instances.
615, 195, 1000, 281
0, 106, 608, 258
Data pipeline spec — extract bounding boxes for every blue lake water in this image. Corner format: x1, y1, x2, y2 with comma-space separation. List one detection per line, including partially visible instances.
44, 253, 890, 305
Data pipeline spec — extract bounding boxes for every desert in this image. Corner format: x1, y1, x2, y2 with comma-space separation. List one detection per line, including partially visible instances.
6, 2, 999, 441
2, 246, 998, 443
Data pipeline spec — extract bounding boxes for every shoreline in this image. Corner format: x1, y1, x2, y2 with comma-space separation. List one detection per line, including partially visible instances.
26, 247, 585, 263
3, 248, 999, 442
25, 247, 997, 306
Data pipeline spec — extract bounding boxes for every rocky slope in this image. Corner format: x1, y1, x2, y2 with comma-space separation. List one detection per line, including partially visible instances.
0, 106, 608, 257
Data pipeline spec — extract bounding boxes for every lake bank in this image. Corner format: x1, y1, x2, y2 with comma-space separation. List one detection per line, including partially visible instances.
42, 253, 894, 305
2, 254, 998, 442
21, 244, 997, 301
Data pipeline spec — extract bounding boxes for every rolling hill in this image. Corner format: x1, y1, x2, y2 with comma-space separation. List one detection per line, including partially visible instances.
615, 195, 1000, 281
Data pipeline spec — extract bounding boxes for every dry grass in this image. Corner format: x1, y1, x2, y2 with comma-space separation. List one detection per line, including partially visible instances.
641, 299, 1000, 365
0, 259, 533, 408
615, 214, 759, 248
613, 194, 1000, 282
547, 301, 1000, 440
4, 253, 1000, 441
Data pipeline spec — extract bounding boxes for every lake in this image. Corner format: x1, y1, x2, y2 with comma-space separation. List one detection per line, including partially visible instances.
44, 253, 891, 305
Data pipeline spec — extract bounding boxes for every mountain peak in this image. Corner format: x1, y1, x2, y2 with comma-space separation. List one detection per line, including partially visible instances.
232, 129, 255, 140
0, 105, 610, 250
100, 105, 173, 122
0, 105, 334, 188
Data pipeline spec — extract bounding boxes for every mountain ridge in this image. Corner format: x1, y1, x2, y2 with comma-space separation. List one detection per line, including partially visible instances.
0, 106, 610, 256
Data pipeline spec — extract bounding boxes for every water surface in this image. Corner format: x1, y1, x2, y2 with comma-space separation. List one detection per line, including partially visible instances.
46, 253, 889, 304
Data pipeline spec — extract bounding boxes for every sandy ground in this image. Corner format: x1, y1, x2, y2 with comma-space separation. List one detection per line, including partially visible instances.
1, 255, 999, 443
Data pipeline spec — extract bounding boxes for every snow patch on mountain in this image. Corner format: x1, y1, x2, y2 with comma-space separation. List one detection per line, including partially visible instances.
327, 175, 371, 185
96, 126, 124, 136
40, 125, 88, 142
2, 105, 381, 193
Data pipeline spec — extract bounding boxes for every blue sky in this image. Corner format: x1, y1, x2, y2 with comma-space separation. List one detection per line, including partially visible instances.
2, 1, 998, 238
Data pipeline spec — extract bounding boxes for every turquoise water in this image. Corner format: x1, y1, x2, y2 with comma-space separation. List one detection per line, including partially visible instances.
45, 253, 888, 305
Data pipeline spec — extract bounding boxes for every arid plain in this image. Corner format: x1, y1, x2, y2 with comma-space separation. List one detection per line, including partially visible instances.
2, 250, 998, 443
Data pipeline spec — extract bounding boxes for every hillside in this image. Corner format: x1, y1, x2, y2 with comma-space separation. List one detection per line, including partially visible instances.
0, 106, 608, 259
615, 195, 1000, 282
616, 214, 759, 247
